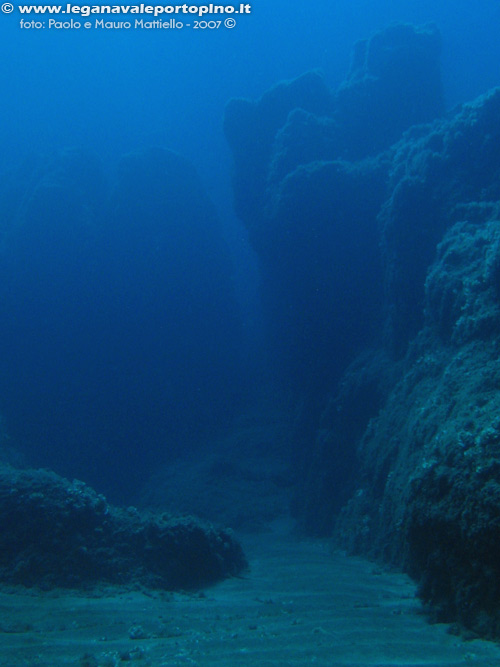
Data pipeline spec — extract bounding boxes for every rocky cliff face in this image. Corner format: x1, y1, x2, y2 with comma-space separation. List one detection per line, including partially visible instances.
226, 22, 500, 638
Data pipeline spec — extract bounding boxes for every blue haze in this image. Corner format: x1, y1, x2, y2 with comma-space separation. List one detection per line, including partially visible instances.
2, 1, 500, 210
0, 0, 499, 499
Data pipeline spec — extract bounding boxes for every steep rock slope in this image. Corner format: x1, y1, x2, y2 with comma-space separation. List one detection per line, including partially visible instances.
226, 22, 500, 636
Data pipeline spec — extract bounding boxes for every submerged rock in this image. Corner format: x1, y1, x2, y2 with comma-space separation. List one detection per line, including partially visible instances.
335, 22, 443, 159
330, 115, 500, 637
381, 88, 500, 353
226, 21, 500, 639
224, 23, 443, 394
0, 465, 246, 590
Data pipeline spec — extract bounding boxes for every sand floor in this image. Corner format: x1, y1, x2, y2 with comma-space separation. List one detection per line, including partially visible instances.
1, 526, 500, 666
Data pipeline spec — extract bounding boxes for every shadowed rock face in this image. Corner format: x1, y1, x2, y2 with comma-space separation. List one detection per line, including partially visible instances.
380, 89, 500, 354
0, 464, 247, 589
0, 147, 242, 500
226, 21, 500, 638
315, 91, 500, 639
224, 23, 443, 396
335, 23, 443, 159
224, 71, 334, 228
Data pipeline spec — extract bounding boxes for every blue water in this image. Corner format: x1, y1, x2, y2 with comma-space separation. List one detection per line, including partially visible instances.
0, 0, 499, 501
2, 2, 500, 203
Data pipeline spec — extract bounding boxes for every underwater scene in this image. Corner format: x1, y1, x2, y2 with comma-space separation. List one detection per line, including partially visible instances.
3, 0, 500, 664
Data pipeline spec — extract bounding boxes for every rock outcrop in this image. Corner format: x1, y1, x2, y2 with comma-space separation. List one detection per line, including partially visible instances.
226, 22, 500, 637
0, 465, 246, 590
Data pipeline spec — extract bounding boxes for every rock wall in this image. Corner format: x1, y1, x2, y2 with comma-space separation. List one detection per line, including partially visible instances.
225, 23, 442, 395
226, 22, 500, 637
336, 203, 500, 637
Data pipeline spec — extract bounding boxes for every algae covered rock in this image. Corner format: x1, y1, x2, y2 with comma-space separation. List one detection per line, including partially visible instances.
223, 26, 500, 639
425, 217, 500, 342
335, 222, 500, 636
381, 88, 500, 353
0, 465, 246, 590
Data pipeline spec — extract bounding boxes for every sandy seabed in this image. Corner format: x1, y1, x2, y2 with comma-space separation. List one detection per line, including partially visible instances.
1, 525, 500, 666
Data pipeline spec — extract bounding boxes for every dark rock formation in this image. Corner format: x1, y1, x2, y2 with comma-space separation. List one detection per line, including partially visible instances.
0, 464, 246, 590
381, 89, 500, 353
226, 21, 500, 638
335, 23, 443, 159
336, 210, 500, 637
224, 71, 333, 228
224, 23, 443, 394
294, 350, 398, 536
323, 94, 500, 638
261, 158, 386, 392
